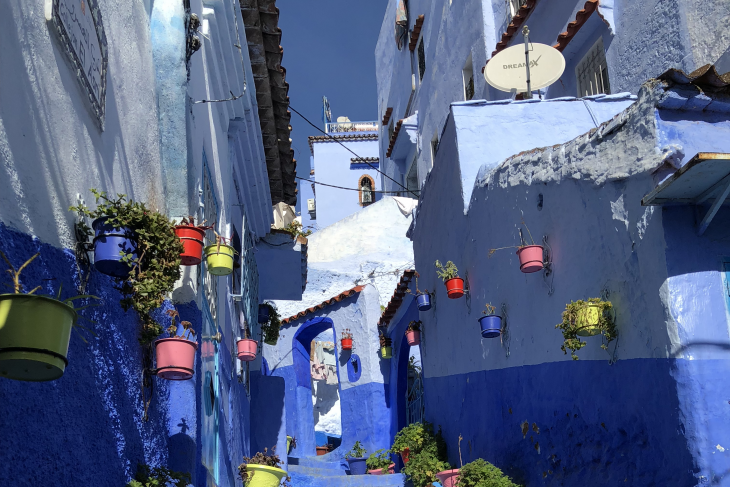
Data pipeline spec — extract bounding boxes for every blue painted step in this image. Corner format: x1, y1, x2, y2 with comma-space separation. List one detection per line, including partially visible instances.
288, 465, 405, 487
288, 456, 346, 471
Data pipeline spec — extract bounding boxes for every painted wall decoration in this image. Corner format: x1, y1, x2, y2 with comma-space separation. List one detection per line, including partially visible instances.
49, 0, 108, 128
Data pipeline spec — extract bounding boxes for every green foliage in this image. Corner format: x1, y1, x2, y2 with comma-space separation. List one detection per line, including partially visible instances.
345, 440, 367, 459
434, 260, 459, 282
402, 450, 451, 487
283, 220, 313, 239
555, 298, 616, 360
165, 309, 195, 340
406, 320, 421, 332
458, 459, 520, 487
126, 464, 191, 487
261, 302, 282, 345
238, 447, 290, 487
70, 190, 183, 345
396, 422, 451, 487
391, 422, 430, 454
366, 449, 393, 473
407, 356, 422, 375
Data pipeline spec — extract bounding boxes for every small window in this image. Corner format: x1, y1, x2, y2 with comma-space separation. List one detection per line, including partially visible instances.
576, 37, 610, 97
359, 175, 375, 206
463, 54, 474, 101
417, 38, 426, 81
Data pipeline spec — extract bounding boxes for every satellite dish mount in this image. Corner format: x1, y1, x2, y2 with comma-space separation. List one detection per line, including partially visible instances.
522, 25, 532, 99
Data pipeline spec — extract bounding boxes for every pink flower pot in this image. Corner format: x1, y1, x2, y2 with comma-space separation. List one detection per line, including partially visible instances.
237, 338, 258, 362
435, 469, 460, 487
368, 464, 395, 475
155, 338, 198, 380
516, 245, 544, 273
406, 330, 421, 346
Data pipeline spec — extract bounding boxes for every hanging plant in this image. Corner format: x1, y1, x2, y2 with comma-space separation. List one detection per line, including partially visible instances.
238, 447, 291, 487
379, 333, 393, 359
154, 309, 197, 380
70, 190, 183, 345
261, 301, 282, 345
341, 328, 353, 350
405, 320, 421, 346
283, 220, 313, 239
406, 272, 433, 311
478, 303, 502, 339
435, 260, 464, 299
204, 233, 237, 276
489, 220, 544, 273
237, 324, 258, 362
175, 215, 213, 266
556, 298, 616, 360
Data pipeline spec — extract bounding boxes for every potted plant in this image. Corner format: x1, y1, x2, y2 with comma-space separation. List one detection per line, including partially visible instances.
260, 302, 282, 346
237, 326, 258, 362
489, 221, 544, 273
556, 298, 616, 360
204, 233, 237, 276
238, 447, 290, 487
174, 215, 212, 266
435, 260, 464, 299
341, 328, 353, 350
126, 464, 191, 487
406, 272, 433, 311
367, 449, 395, 475
155, 309, 197, 380
345, 441, 368, 475
478, 303, 502, 339
405, 321, 422, 346
457, 458, 520, 487
399, 423, 450, 487
316, 444, 332, 456
286, 435, 297, 454
0, 252, 99, 382
392, 422, 434, 465
380, 334, 393, 359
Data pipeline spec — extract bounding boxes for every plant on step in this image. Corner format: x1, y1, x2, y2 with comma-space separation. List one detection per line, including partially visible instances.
126, 464, 191, 487
488, 219, 537, 257
391, 422, 432, 455
406, 320, 422, 333
556, 298, 616, 360
260, 302, 282, 345
399, 423, 451, 487
283, 220, 313, 239
366, 449, 393, 473
70, 190, 183, 345
434, 260, 459, 281
238, 447, 291, 487
165, 309, 195, 341
345, 440, 367, 459
457, 458, 521, 487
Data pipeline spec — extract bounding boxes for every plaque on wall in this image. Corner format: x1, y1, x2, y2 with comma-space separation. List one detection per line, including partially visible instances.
47, 0, 108, 129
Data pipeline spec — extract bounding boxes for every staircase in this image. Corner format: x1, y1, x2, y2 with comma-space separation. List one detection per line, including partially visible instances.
288, 456, 406, 487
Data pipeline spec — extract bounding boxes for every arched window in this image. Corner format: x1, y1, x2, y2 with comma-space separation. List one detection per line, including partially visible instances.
359, 175, 375, 206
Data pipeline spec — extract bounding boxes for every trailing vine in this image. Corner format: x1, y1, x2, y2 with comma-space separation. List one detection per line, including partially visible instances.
261, 302, 282, 345
555, 298, 616, 360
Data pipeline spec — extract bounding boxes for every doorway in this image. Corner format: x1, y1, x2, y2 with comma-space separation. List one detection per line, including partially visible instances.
310, 329, 343, 452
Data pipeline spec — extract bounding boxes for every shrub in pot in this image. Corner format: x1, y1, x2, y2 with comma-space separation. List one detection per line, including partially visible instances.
126, 464, 191, 487
489, 221, 544, 273
399, 423, 451, 487
341, 328, 353, 350
345, 441, 368, 475
457, 458, 520, 487
155, 309, 197, 380
238, 447, 290, 487
556, 298, 616, 360
380, 334, 393, 359
0, 252, 99, 382
260, 302, 282, 346
435, 260, 464, 299
174, 215, 212, 266
478, 303, 502, 339
392, 422, 434, 465
367, 449, 395, 475
405, 320, 421, 346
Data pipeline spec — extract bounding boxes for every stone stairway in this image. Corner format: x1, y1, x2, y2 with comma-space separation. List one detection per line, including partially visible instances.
288, 456, 406, 487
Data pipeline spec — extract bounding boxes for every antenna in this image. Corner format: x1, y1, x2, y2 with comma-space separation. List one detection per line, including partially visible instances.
522, 25, 532, 99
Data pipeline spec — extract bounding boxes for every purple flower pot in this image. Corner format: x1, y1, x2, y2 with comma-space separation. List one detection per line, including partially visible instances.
478, 315, 502, 338
416, 293, 432, 311
92, 217, 138, 278
347, 457, 368, 475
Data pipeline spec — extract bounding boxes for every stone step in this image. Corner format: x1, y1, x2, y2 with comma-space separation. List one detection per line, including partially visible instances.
289, 467, 406, 487
288, 456, 346, 471
287, 464, 347, 477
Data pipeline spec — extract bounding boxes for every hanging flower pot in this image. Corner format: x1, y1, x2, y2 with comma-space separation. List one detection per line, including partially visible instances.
380, 346, 392, 359
287, 436, 294, 454
244, 464, 289, 487
204, 243, 235, 276
175, 225, 207, 266
435, 260, 464, 299
400, 447, 410, 464
405, 320, 422, 346
416, 293, 432, 311
155, 337, 197, 380
445, 278, 464, 299
478, 315, 502, 338
237, 338, 258, 362
435, 469, 460, 487
258, 304, 270, 324
516, 245, 544, 273
0, 294, 77, 382
92, 217, 138, 278
341, 338, 353, 350
368, 464, 395, 475
576, 304, 602, 337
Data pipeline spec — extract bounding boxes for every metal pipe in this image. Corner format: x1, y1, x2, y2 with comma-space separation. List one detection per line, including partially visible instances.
523, 25, 532, 99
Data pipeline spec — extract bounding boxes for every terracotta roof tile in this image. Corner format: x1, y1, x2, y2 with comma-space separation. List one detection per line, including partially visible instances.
386, 119, 404, 158
308, 134, 379, 155
282, 285, 365, 324
658, 64, 730, 92
552, 0, 599, 52
409, 15, 425, 52
490, 0, 537, 57
378, 270, 415, 327
382, 107, 393, 125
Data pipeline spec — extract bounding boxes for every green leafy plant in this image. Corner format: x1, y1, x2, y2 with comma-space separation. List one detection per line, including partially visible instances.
391, 422, 431, 455
407, 356, 422, 375
238, 447, 290, 487
70, 190, 183, 345
482, 303, 497, 316
345, 440, 367, 459
403, 450, 451, 487
555, 298, 616, 360
406, 320, 422, 333
458, 458, 520, 487
489, 220, 537, 257
126, 464, 191, 487
261, 302, 282, 345
366, 449, 393, 473
396, 422, 451, 487
434, 260, 459, 282
283, 220, 313, 239
165, 309, 196, 341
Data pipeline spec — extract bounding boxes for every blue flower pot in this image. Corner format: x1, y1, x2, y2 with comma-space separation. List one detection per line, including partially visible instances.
346, 457, 368, 475
92, 217, 138, 278
258, 304, 270, 324
416, 293, 432, 311
478, 315, 502, 338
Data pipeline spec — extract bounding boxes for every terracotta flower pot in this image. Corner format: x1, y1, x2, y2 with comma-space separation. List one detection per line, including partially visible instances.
316, 446, 328, 456
175, 225, 206, 266
155, 337, 198, 380
368, 464, 395, 475
435, 469, 460, 487
516, 245, 544, 273
445, 277, 464, 299
406, 330, 421, 346
237, 338, 258, 362
400, 447, 410, 464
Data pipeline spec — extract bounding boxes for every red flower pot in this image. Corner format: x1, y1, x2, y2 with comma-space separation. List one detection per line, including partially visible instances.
516, 245, 544, 273
445, 277, 464, 299
175, 225, 206, 266
341, 338, 353, 350
368, 464, 395, 475
155, 338, 198, 380
316, 446, 328, 456
237, 338, 258, 362
405, 331, 421, 346
435, 469, 460, 487
400, 447, 410, 464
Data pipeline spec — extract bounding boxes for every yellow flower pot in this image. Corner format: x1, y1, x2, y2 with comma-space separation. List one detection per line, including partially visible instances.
204, 244, 235, 276
381, 346, 392, 359
576, 304, 601, 337
244, 464, 288, 487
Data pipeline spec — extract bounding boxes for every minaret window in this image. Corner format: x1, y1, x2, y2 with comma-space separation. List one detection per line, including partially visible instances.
359, 175, 375, 206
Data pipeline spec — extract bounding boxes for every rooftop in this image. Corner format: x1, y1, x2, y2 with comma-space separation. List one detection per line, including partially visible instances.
281, 285, 365, 325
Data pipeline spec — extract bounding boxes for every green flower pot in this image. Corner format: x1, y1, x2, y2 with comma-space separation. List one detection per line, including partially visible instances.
245, 464, 288, 487
0, 294, 77, 382
576, 304, 601, 337
204, 244, 235, 276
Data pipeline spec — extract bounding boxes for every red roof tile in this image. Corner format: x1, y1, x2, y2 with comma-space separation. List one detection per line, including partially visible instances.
386, 119, 404, 158
552, 0, 599, 52
378, 270, 415, 327
409, 15, 425, 52
282, 286, 366, 324
491, 0, 537, 57
382, 107, 393, 125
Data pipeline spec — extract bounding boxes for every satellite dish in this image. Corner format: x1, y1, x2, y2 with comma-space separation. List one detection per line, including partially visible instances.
484, 43, 566, 93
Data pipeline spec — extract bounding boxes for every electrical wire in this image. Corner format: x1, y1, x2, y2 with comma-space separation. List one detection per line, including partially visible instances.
289, 105, 420, 199
295, 176, 419, 194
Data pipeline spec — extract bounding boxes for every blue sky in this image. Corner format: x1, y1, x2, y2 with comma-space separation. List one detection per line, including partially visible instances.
277, 1, 388, 184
